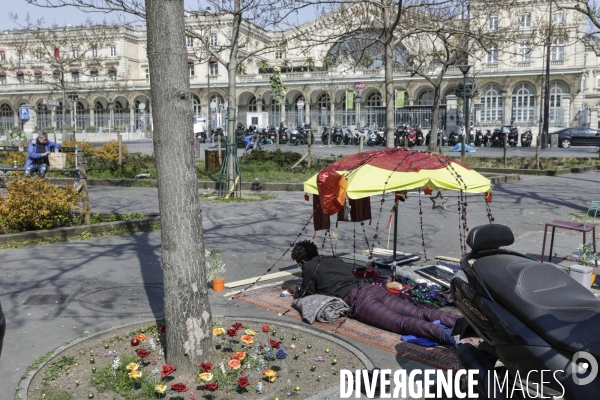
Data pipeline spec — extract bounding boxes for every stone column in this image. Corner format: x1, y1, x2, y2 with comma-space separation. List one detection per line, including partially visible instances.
562, 96, 571, 127
445, 94, 459, 134
89, 108, 94, 129
304, 101, 310, 125
13, 109, 19, 128
502, 90, 511, 126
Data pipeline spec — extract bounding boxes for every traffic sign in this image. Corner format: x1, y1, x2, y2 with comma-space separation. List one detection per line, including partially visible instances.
210, 101, 217, 110
19, 107, 30, 121
68, 94, 78, 102
138, 103, 146, 110
296, 100, 304, 109
45, 100, 60, 106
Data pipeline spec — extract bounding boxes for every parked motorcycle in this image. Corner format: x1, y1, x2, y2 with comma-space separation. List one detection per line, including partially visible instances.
343, 128, 353, 145
508, 126, 519, 147
332, 124, 344, 145
407, 126, 418, 147
448, 130, 459, 147
395, 125, 407, 147
483, 129, 493, 147
321, 125, 330, 144
288, 127, 300, 145
366, 127, 379, 146
521, 130, 533, 147
452, 223, 600, 399
425, 130, 448, 147
491, 127, 503, 147
474, 129, 485, 147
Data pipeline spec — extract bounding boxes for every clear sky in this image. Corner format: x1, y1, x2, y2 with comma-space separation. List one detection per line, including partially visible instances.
0, 1, 318, 30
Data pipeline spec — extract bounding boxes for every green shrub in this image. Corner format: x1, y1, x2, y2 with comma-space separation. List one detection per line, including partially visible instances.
240, 149, 303, 168
94, 140, 128, 161
86, 126, 97, 132
11, 126, 22, 132
0, 176, 79, 233
45, 125, 55, 130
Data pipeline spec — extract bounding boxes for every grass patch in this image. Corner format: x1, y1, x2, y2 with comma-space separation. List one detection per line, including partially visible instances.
41, 355, 77, 384
90, 213, 146, 224
456, 156, 600, 170
30, 387, 73, 400
97, 224, 161, 238
22, 350, 56, 379
0, 237, 68, 250
198, 193, 277, 203
90, 354, 161, 400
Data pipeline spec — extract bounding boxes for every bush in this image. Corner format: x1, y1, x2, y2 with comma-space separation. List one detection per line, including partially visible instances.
94, 140, 128, 161
86, 126, 97, 132
45, 125, 55, 130
11, 126, 22, 132
89, 153, 156, 178
61, 140, 95, 166
0, 176, 79, 233
240, 149, 303, 168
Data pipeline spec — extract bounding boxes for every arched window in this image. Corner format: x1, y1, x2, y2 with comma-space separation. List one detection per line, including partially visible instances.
0, 103, 12, 132
511, 83, 535, 123
55, 102, 64, 129
192, 95, 202, 118
209, 95, 224, 111
418, 90, 434, 106
95, 101, 105, 128
444, 89, 457, 101
317, 93, 330, 126
114, 101, 125, 127
248, 96, 257, 112
480, 85, 503, 124
293, 94, 304, 111
366, 92, 382, 107
549, 82, 567, 126
74, 102, 85, 129
37, 103, 50, 129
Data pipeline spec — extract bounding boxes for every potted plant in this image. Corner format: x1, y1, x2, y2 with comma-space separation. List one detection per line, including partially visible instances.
577, 242, 598, 286
205, 249, 226, 291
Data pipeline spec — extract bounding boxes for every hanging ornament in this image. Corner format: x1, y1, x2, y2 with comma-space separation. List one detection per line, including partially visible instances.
304, 193, 309, 201
430, 191, 448, 210
485, 192, 493, 204
423, 185, 434, 196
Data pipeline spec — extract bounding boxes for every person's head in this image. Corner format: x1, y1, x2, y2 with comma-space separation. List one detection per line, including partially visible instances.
37, 131, 48, 144
291, 240, 319, 266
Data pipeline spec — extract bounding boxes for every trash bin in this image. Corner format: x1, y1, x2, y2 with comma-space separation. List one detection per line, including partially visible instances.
205, 149, 222, 170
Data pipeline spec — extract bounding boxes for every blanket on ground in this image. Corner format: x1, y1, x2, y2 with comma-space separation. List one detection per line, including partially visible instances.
292, 294, 350, 324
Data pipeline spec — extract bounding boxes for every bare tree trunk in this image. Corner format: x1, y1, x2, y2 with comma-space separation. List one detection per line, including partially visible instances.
226, 0, 240, 196
383, 0, 395, 148
146, 0, 213, 371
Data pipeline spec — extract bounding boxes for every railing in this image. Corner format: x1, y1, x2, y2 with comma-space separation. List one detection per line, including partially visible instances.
550, 60, 564, 66
485, 63, 499, 69
516, 62, 531, 68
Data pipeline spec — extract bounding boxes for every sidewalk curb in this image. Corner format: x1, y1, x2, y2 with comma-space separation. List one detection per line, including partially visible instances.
19, 316, 373, 400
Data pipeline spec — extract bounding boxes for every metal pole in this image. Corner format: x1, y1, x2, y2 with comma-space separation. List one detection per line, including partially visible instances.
392, 204, 398, 282
542, 1, 552, 150
461, 72, 467, 158
73, 99, 77, 141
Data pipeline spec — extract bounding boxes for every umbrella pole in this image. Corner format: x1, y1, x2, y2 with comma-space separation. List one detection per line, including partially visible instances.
393, 204, 398, 282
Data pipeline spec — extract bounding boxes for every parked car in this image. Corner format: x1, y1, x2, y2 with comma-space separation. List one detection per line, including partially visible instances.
0, 298, 4, 357
553, 127, 600, 148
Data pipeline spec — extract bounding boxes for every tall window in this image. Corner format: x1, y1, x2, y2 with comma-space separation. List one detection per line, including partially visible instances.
37, 103, 50, 128
188, 64, 195, 77
91, 47, 98, 57
54, 71, 60, 83
549, 82, 567, 126
418, 90, 434, 106
367, 92, 382, 107
94, 101, 105, 127
0, 75, 5, 85
72, 72, 79, 82
186, 36, 193, 47
512, 83, 535, 123
36, 50, 41, 60
519, 42, 531, 62
209, 34, 217, 46
554, 10, 565, 26
91, 72, 98, 82
480, 85, 503, 124
192, 95, 202, 118
114, 101, 125, 126
248, 96, 257, 112
551, 39, 565, 61
18, 51, 23, 61
145, 69, 149, 82
35, 74, 42, 85
520, 13, 531, 28
489, 16, 498, 30
317, 93, 330, 126
109, 70, 117, 80
487, 47, 499, 64
276, 49, 283, 60
0, 104, 12, 131
110, 45, 117, 57
0, 51, 5, 62
209, 62, 218, 76
17, 75, 24, 85
72, 48, 79, 58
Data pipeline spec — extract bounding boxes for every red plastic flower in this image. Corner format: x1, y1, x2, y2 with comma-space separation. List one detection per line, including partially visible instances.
238, 376, 251, 389
204, 382, 219, 392
232, 322, 244, 331
130, 338, 140, 347
160, 364, 177, 377
135, 349, 151, 358
226, 328, 237, 337
200, 362, 213, 372
269, 339, 281, 349
262, 324, 270, 333
157, 325, 166, 333
171, 383, 188, 393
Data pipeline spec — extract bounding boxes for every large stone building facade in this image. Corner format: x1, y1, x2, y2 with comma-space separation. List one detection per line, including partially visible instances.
0, 1, 596, 138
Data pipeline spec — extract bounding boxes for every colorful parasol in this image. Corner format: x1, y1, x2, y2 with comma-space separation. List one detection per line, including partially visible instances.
304, 148, 491, 203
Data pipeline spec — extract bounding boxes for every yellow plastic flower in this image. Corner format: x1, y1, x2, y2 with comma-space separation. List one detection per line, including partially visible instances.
241, 334, 254, 345
126, 362, 139, 371
198, 372, 213, 382
213, 327, 225, 336
155, 384, 167, 394
262, 369, 277, 383
244, 329, 257, 336
227, 359, 241, 369
129, 370, 143, 379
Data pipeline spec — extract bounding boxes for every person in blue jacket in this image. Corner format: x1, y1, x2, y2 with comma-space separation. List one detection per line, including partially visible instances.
25, 131, 61, 178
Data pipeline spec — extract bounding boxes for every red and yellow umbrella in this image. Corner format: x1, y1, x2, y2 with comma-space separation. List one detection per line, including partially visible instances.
304, 148, 490, 213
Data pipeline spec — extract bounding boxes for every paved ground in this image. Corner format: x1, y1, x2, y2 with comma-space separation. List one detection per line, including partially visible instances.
1, 171, 600, 399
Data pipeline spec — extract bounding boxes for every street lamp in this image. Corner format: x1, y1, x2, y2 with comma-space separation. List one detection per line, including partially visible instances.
458, 65, 471, 157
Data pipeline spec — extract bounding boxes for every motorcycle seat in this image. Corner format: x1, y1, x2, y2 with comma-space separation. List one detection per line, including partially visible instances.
474, 254, 600, 358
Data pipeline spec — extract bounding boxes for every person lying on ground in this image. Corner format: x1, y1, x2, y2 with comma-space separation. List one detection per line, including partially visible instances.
25, 131, 61, 178
288, 240, 461, 347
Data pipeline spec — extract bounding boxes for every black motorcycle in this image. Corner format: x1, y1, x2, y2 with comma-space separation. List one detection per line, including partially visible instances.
425, 130, 448, 147
394, 125, 407, 147
321, 126, 330, 144
508, 127, 519, 147
474, 129, 484, 147
332, 125, 344, 145
447, 130, 459, 147
453, 224, 600, 399
521, 130, 532, 147
415, 125, 424, 146
343, 128, 353, 145
491, 127, 503, 147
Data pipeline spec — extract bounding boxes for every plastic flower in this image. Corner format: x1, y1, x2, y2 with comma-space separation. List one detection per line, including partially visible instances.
135, 349, 151, 358
135, 333, 147, 342
234, 352, 246, 361
262, 369, 277, 382
232, 322, 244, 330
262, 324, 270, 333
227, 359, 241, 369
126, 362, 139, 371
244, 329, 257, 336
269, 339, 281, 349
241, 334, 254, 345
275, 348, 287, 360
213, 327, 225, 336
155, 385, 167, 394
157, 325, 166, 333
204, 382, 219, 392
171, 383, 188, 393
199, 372, 213, 382
160, 364, 176, 377
226, 328, 237, 337
200, 362, 213, 372
238, 376, 251, 389
129, 370, 143, 379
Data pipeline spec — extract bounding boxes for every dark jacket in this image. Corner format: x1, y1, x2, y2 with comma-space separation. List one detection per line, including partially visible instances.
298, 256, 358, 300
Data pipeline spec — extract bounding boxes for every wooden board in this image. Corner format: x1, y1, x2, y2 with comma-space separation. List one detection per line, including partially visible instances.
224, 267, 302, 288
